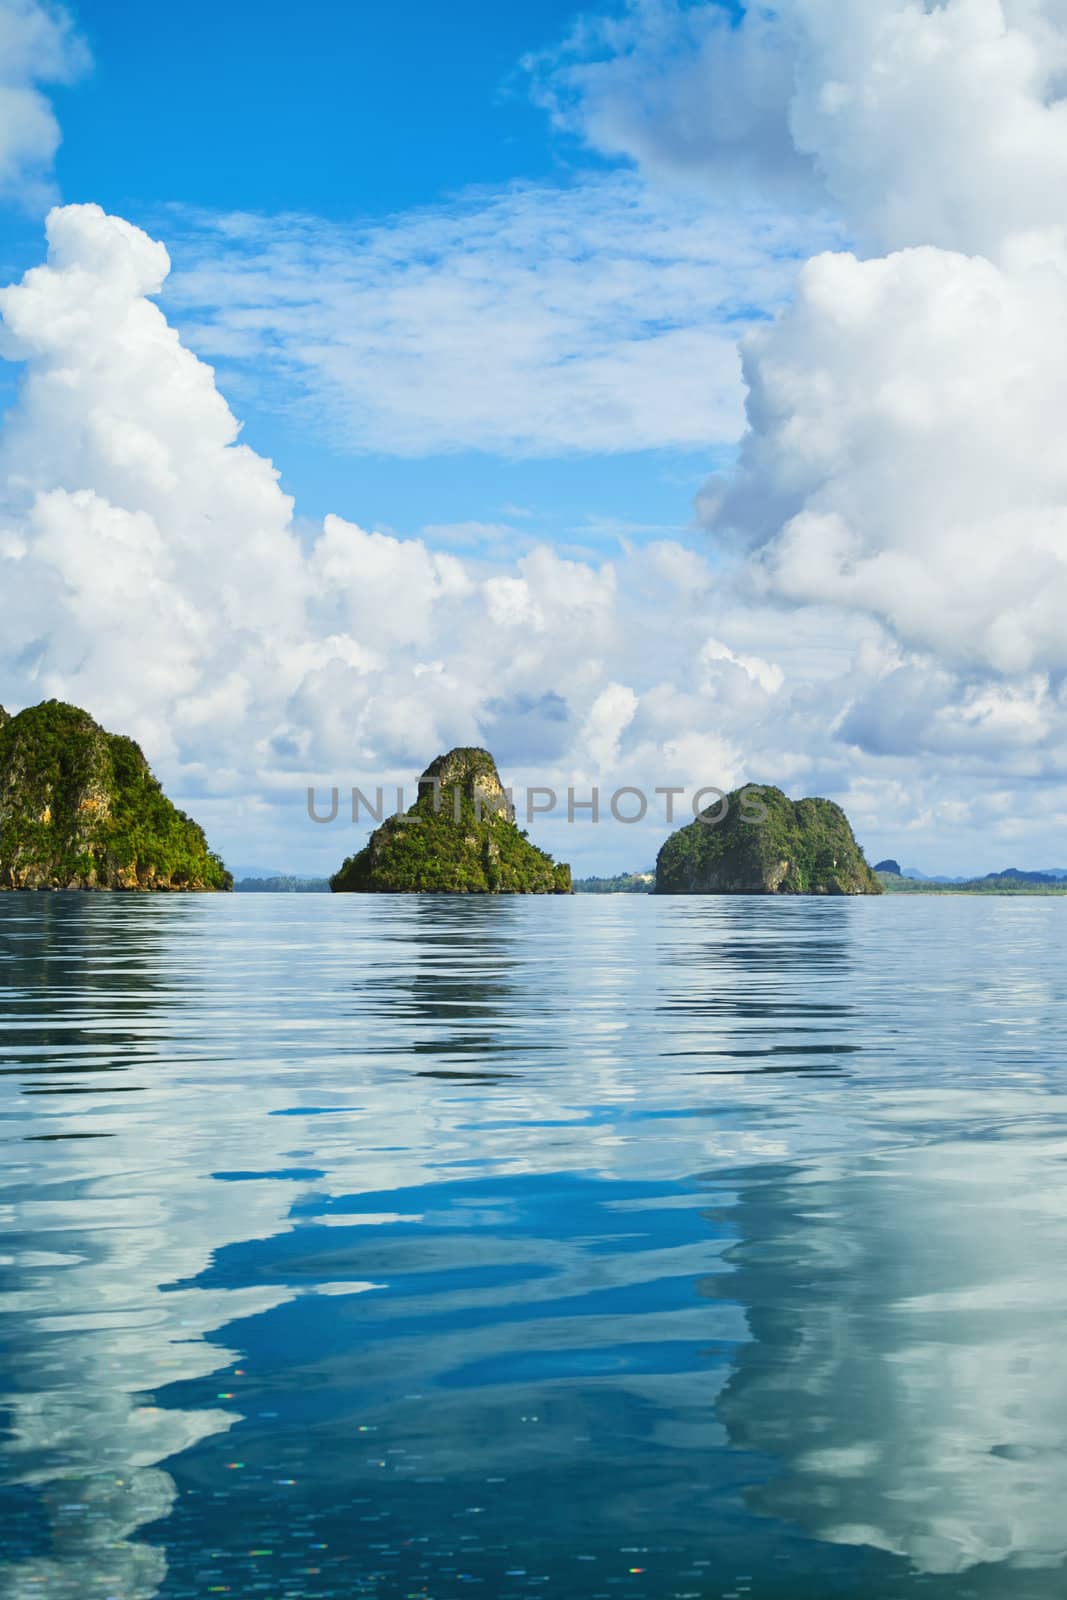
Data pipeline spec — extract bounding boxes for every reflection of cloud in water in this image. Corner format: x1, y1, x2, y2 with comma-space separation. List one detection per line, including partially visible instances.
0, 1215, 285, 1595
0, 901, 297, 1595
0, 891, 879, 1589
0, 1470, 176, 1600
718, 1110, 1067, 1574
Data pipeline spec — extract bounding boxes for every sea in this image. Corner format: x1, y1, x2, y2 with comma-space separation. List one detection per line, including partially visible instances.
1, 892, 1066, 1599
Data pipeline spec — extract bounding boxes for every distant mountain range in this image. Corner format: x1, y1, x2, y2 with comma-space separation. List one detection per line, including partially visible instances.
897, 865, 1067, 884
875, 860, 1067, 893
236, 863, 1067, 894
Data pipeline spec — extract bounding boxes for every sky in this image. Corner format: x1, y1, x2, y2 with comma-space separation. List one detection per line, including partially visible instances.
2, 0, 1067, 877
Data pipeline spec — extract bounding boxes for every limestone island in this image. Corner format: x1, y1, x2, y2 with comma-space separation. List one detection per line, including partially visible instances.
331, 747, 571, 894
655, 784, 882, 895
0, 700, 231, 891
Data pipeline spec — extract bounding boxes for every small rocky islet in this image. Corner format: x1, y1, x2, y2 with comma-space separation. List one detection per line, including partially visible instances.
0, 700, 231, 891
330, 747, 572, 894
654, 784, 882, 896
331, 750, 880, 896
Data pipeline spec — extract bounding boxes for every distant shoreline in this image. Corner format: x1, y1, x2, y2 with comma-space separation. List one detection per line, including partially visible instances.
876, 872, 1067, 896
228, 873, 1067, 897
879, 886, 1067, 896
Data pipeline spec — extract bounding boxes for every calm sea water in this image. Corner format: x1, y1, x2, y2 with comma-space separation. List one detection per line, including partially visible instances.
2, 894, 1067, 1600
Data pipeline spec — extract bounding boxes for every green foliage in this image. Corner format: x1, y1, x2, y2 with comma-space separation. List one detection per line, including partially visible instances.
877, 870, 1067, 895
0, 700, 232, 891
573, 871, 654, 893
656, 784, 882, 896
332, 749, 570, 894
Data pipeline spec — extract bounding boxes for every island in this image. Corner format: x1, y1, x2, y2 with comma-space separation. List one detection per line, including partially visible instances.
876, 866, 1067, 894
0, 700, 232, 891
655, 784, 882, 895
573, 870, 654, 894
331, 747, 571, 893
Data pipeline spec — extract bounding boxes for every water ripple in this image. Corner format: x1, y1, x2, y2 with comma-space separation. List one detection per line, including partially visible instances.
2, 894, 1067, 1597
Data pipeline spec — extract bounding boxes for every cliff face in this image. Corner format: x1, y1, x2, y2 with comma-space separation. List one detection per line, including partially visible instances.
331, 747, 571, 894
655, 785, 882, 896
0, 701, 232, 891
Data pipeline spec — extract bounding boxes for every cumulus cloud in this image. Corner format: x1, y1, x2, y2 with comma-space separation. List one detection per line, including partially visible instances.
0, 0, 88, 207
0, 203, 827, 871
528, 0, 817, 202
716, 244, 1067, 673
781, 0, 1067, 259
160, 177, 839, 457
0, 204, 310, 768
5, 203, 1067, 876
541, 2, 1067, 795
533, 0, 1067, 259
694, 7, 1067, 697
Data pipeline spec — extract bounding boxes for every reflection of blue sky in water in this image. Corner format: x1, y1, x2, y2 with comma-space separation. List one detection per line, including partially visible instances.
1, 894, 1067, 1595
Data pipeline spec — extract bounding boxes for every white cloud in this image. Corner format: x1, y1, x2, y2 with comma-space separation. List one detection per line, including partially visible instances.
527, 0, 817, 202
716, 244, 1067, 673
723, 1131, 1067, 1574
538, 2, 1067, 806
782, 0, 1067, 259
0, 204, 311, 769
5, 203, 1067, 877
700, 636, 784, 696
0, 207, 744, 801
580, 681, 640, 773
0, 0, 88, 207
160, 177, 839, 457
532, 0, 1067, 259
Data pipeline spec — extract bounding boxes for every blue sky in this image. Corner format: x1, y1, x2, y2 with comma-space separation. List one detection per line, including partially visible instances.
1, 0, 767, 553
54, 0, 596, 219
3, 0, 1067, 879
45, 0, 740, 226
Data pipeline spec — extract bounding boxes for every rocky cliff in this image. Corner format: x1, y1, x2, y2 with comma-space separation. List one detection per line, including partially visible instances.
331, 747, 571, 894
655, 784, 882, 895
0, 701, 232, 891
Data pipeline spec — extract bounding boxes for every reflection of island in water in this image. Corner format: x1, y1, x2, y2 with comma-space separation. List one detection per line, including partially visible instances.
2, 888, 869, 1594
12, 889, 1067, 1592
717, 1135, 1067, 1577
356, 894, 530, 1080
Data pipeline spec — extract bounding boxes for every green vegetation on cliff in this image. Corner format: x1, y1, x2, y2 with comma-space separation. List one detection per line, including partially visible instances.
331, 747, 571, 894
656, 784, 881, 896
0, 700, 231, 891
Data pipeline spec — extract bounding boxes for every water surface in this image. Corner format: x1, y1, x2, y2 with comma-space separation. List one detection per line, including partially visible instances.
2, 893, 1066, 1598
